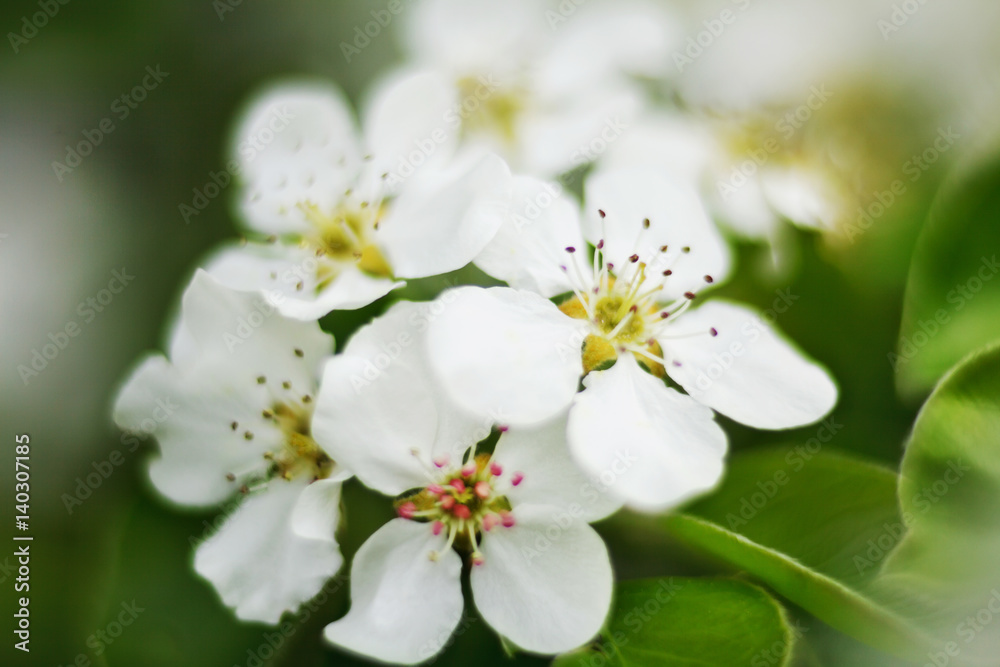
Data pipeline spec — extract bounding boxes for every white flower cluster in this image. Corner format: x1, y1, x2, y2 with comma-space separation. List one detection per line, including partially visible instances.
114, 1, 838, 663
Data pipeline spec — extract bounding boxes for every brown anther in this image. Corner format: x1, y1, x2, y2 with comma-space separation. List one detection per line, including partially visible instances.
598, 209, 606, 218
257, 376, 266, 384
225, 473, 236, 481
704, 275, 714, 284
244, 431, 254, 440
684, 292, 697, 300
710, 327, 719, 337
642, 218, 650, 228
682, 246, 691, 253
282, 381, 292, 389
629, 254, 640, 263
663, 269, 673, 276
294, 348, 304, 358
230, 421, 238, 430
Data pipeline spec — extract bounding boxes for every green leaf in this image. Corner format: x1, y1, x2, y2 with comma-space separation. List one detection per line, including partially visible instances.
553, 578, 794, 667
896, 154, 1000, 398
644, 447, 939, 661
683, 446, 902, 588
877, 342, 1000, 663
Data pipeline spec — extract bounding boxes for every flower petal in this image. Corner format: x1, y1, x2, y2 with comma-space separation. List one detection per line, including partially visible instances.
324, 519, 464, 665
493, 412, 623, 522
567, 355, 728, 512
426, 286, 586, 426
171, 270, 332, 382
470, 503, 612, 654
404, 0, 545, 76
291, 478, 342, 542
362, 69, 458, 184
113, 354, 280, 506
231, 83, 361, 236
377, 151, 512, 279
114, 272, 333, 506
474, 175, 582, 298
312, 300, 485, 496
203, 244, 405, 319
582, 169, 732, 299
662, 299, 838, 429
194, 479, 343, 624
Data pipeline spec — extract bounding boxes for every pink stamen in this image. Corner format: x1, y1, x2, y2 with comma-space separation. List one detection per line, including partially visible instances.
461, 463, 477, 478
433, 456, 449, 468
397, 502, 417, 519
500, 512, 516, 528
472, 554, 485, 566
482, 514, 499, 532
489, 462, 503, 476
511, 472, 524, 487
453, 504, 471, 520
440, 495, 456, 510
432, 521, 444, 536
474, 481, 491, 499
498, 425, 509, 433
427, 484, 444, 495
449, 478, 466, 493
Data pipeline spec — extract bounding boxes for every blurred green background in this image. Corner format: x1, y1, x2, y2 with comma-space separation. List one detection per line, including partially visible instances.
1, 1, 997, 665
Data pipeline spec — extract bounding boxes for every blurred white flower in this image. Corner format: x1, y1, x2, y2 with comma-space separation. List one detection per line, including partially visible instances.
599, 111, 844, 247
392, 0, 679, 176
113, 270, 347, 623
425, 170, 838, 510
206, 79, 512, 319
312, 300, 617, 664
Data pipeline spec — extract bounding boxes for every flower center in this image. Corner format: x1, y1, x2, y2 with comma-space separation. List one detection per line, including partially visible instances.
456, 75, 525, 146
226, 377, 335, 493
395, 450, 521, 566
298, 200, 393, 281
555, 212, 719, 375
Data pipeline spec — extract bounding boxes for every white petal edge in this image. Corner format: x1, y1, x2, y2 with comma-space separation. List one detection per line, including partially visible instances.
324, 519, 464, 665
425, 286, 586, 426
470, 503, 612, 655
291, 478, 343, 542
377, 151, 512, 279
662, 299, 839, 429
194, 479, 343, 624
493, 411, 623, 522
568, 354, 728, 512
474, 175, 582, 298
